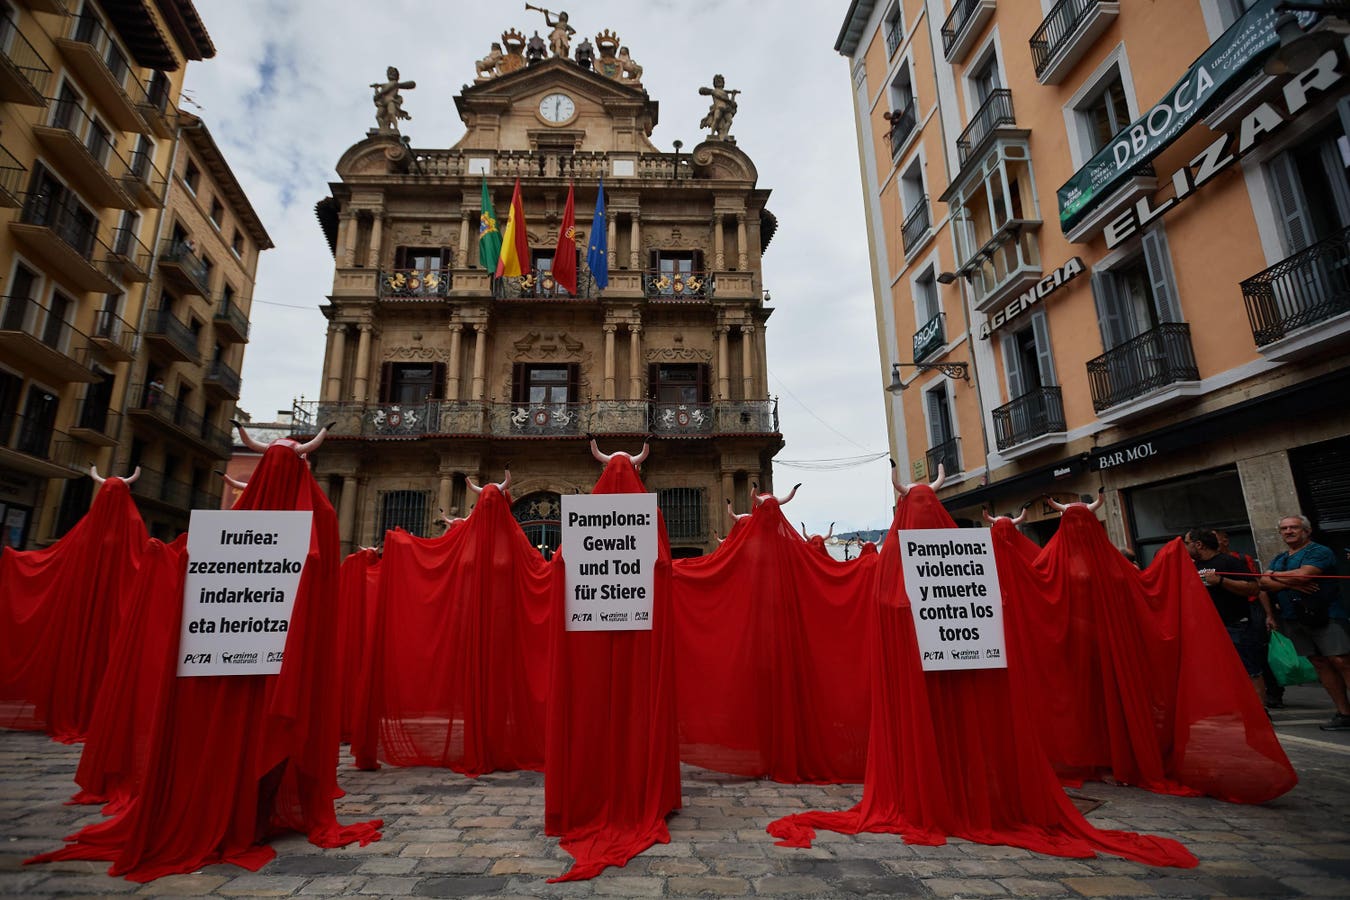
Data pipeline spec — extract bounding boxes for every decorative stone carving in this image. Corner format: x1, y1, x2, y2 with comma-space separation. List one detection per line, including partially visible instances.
512, 330, 585, 355
698, 74, 739, 141
617, 47, 642, 84
527, 6, 575, 58
371, 66, 415, 133
499, 29, 527, 74
384, 345, 448, 362
475, 43, 504, 81
647, 347, 712, 363
594, 29, 621, 79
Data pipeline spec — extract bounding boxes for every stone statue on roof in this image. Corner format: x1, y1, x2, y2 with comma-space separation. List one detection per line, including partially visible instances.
527, 5, 576, 58
699, 74, 740, 141
526, 31, 547, 66
475, 43, 504, 81
371, 66, 415, 132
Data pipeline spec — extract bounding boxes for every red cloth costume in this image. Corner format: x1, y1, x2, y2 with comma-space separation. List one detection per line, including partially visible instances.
29, 444, 381, 881
0, 477, 147, 742
544, 455, 681, 881
1002, 507, 1295, 803
337, 548, 380, 745
350, 485, 553, 774
766, 487, 1197, 868
672, 498, 873, 782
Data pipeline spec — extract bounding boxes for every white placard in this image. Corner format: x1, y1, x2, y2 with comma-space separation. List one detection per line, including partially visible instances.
897, 528, 1006, 671
177, 509, 314, 676
561, 493, 657, 631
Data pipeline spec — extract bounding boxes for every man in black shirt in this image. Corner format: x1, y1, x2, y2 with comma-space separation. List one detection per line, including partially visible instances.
1187, 529, 1269, 700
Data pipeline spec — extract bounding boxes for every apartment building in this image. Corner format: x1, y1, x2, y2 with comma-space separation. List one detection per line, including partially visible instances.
838, 0, 1350, 565
306, 18, 782, 556
0, 1, 267, 547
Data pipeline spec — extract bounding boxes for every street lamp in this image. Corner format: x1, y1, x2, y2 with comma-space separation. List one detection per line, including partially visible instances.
672, 139, 683, 180
1264, 4, 1348, 75
886, 360, 971, 393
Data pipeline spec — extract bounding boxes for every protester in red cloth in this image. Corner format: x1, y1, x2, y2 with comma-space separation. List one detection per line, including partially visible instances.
337, 547, 381, 745
29, 426, 381, 881
349, 471, 553, 775
544, 441, 681, 881
1002, 503, 1295, 803
766, 473, 1197, 868
0, 468, 147, 742
673, 497, 872, 783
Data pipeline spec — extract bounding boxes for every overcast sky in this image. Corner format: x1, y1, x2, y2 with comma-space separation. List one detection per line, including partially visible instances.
187, 0, 897, 532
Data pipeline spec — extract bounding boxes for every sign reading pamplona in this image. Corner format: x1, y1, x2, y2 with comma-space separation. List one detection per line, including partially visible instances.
898, 529, 1006, 672
561, 493, 658, 632
177, 509, 313, 677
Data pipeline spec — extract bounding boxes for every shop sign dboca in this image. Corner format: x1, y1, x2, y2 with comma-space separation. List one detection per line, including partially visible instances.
1057, 0, 1318, 231
978, 258, 1084, 340
1106, 42, 1347, 249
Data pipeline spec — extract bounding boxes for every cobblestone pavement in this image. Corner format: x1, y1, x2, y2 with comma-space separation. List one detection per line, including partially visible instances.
3, 687, 1349, 899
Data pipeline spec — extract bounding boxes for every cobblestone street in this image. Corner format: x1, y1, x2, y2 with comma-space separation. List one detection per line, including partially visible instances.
3, 688, 1349, 898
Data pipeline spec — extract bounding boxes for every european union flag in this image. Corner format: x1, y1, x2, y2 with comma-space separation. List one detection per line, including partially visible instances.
586, 179, 608, 290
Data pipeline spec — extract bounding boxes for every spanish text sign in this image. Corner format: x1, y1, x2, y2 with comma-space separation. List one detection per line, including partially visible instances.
177, 509, 313, 677
898, 529, 1006, 671
561, 493, 657, 631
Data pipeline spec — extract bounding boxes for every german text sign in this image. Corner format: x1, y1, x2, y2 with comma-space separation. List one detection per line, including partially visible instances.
178, 509, 313, 676
898, 529, 1006, 671
562, 493, 657, 631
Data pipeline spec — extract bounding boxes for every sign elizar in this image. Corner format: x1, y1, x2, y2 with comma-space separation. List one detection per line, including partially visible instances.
978, 258, 1084, 340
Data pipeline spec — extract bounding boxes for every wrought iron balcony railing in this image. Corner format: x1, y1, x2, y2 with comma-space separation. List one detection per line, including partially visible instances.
129, 383, 232, 457
494, 401, 587, 436
73, 397, 120, 439
213, 295, 250, 341
1241, 225, 1350, 347
957, 89, 1015, 166
942, 0, 989, 57
0, 141, 26, 202
926, 436, 961, 480
0, 14, 53, 98
204, 359, 242, 397
902, 195, 931, 255
92, 308, 136, 357
124, 148, 166, 202
110, 225, 151, 275
128, 465, 193, 511
887, 103, 917, 160
1031, 0, 1108, 78
68, 9, 150, 107
912, 311, 945, 361
6, 410, 82, 471
650, 403, 713, 435
44, 93, 134, 180
19, 190, 103, 260
1086, 323, 1198, 412
379, 267, 451, 299
992, 386, 1065, 451
0, 294, 83, 353
494, 268, 587, 299
158, 238, 212, 295
642, 269, 711, 300
145, 307, 199, 359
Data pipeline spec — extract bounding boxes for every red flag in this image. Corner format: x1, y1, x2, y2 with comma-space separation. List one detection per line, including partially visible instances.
553, 184, 577, 295
495, 180, 531, 278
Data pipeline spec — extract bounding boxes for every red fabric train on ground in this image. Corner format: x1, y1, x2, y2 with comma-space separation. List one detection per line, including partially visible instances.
766, 472, 1198, 868
544, 441, 681, 881
29, 425, 381, 881
672, 484, 873, 783
0, 468, 147, 742
349, 469, 553, 774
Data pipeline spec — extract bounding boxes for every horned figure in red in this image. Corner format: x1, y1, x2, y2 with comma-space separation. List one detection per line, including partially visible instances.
751, 481, 800, 507
88, 464, 141, 486
982, 505, 1027, 526
232, 418, 335, 458
437, 507, 466, 530
800, 520, 834, 556
590, 438, 649, 468
466, 467, 512, 506
1045, 487, 1104, 514
892, 461, 945, 497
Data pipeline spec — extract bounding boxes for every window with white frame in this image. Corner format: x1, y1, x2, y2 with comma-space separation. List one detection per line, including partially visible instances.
924, 382, 960, 476
1089, 228, 1183, 350
1263, 125, 1350, 256
914, 266, 940, 325
1000, 310, 1057, 400
900, 159, 929, 253
970, 50, 1002, 108
884, 1, 904, 56
1066, 57, 1138, 167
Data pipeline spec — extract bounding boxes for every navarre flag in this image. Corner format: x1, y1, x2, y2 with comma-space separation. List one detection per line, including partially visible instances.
478, 179, 502, 272
586, 178, 608, 290
553, 184, 578, 296
495, 179, 531, 278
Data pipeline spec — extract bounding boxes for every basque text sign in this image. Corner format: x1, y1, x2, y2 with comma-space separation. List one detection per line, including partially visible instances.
562, 493, 657, 631
178, 509, 313, 677
898, 529, 1006, 671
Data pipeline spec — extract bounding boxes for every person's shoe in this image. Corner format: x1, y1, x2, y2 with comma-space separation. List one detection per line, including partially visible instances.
1319, 713, 1350, 731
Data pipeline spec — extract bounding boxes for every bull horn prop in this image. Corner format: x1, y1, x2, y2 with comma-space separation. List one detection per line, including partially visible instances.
826, 522, 834, 540
466, 476, 482, 495
89, 464, 105, 485
498, 467, 511, 493
217, 471, 248, 491
929, 463, 946, 491
1044, 494, 1069, 513
124, 466, 141, 485
726, 499, 748, 522
589, 439, 612, 465
1085, 487, 1105, 512
1011, 505, 1027, 525
631, 442, 650, 466
779, 483, 801, 505
294, 421, 335, 456
231, 419, 268, 453
982, 507, 996, 525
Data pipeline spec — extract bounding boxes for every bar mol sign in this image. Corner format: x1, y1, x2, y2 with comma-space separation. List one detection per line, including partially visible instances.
977, 258, 1084, 340
1106, 41, 1349, 250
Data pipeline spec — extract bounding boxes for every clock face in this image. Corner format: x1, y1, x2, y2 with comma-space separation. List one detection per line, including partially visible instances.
539, 92, 576, 124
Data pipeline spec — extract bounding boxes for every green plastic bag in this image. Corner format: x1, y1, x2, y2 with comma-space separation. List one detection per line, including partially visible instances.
1268, 630, 1318, 686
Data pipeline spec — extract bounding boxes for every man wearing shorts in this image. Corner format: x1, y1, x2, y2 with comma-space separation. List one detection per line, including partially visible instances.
1187, 529, 1268, 702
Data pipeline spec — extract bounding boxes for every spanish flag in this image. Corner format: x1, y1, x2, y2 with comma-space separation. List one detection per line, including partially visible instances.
552, 183, 577, 296
495, 179, 531, 278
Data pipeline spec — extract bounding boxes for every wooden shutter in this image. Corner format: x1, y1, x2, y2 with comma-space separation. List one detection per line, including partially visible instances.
1031, 310, 1057, 387
566, 363, 580, 403
648, 363, 660, 401
698, 363, 711, 403
1091, 269, 1129, 350
1141, 227, 1182, 323
1001, 332, 1024, 400
393, 246, 408, 268
429, 363, 446, 400
378, 362, 394, 403
692, 250, 705, 273
511, 363, 527, 405
1266, 150, 1314, 254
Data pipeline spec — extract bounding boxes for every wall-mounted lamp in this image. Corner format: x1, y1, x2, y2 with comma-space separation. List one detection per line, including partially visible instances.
886, 360, 970, 393
762, 288, 772, 303
672, 139, 683, 180
1264, 6, 1346, 75
936, 271, 958, 285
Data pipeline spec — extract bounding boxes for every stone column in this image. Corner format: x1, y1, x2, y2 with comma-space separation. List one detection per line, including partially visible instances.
342, 211, 359, 267
335, 215, 350, 261
629, 214, 640, 271
337, 474, 358, 555
324, 324, 346, 401
721, 469, 736, 519
757, 326, 769, 397
471, 323, 488, 400
628, 325, 643, 398
607, 213, 617, 271
740, 325, 755, 400
736, 214, 748, 271
716, 326, 730, 400
447, 323, 463, 400
438, 471, 453, 519
713, 214, 725, 270
457, 210, 471, 268
603, 324, 616, 400
351, 323, 373, 401
366, 214, 383, 269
